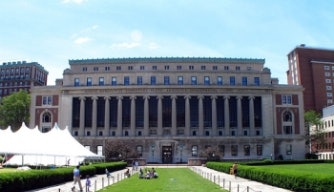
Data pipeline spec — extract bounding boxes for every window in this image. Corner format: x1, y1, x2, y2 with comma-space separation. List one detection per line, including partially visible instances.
152, 66, 157, 70
82, 67, 87, 72
137, 76, 143, 85
236, 66, 241, 71
97, 146, 103, 156
140, 66, 145, 70
191, 76, 197, 85
164, 76, 170, 85
136, 145, 143, 157
213, 66, 218, 70
87, 77, 92, 86
99, 77, 104, 86
201, 66, 206, 70
224, 66, 229, 70
217, 76, 223, 85
324, 66, 330, 70
93, 67, 99, 71
128, 66, 133, 70
282, 95, 292, 104
218, 145, 225, 156
164, 65, 169, 70
244, 145, 250, 156
189, 65, 194, 70
286, 144, 292, 155
105, 66, 110, 71
151, 76, 156, 85
256, 145, 263, 156
42, 112, 51, 122
284, 126, 293, 134
178, 76, 183, 85
74, 78, 80, 86
191, 145, 198, 157
204, 76, 210, 85
111, 77, 117, 85
116, 66, 121, 70
231, 145, 238, 156
177, 65, 182, 70
242, 77, 247, 86
254, 77, 260, 86
325, 72, 331, 77
326, 79, 332, 83
124, 76, 130, 85
42, 96, 52, 105
326, 86, 332, 90
230, 76, 235, 85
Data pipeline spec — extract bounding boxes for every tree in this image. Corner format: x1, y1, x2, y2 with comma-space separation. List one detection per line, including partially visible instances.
0, 90, 30, 131
304, 110, 323, 155
104, 140, 139, 161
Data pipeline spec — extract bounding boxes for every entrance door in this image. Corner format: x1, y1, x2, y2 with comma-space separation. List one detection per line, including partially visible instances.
162, 146, 173, 164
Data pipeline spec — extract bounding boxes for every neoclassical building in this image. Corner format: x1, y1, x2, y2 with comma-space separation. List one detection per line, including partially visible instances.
30, 57, 306, 163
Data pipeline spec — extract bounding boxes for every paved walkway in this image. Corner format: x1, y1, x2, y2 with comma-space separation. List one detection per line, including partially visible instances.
30, 166, 293, 192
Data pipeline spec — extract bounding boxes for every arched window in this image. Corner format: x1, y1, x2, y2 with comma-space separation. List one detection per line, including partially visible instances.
41, 111, 52, 133
283, 111, 292, 122
282, 111, 293, 134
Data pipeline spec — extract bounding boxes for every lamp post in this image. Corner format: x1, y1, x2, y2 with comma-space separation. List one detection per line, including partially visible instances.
151, 144, 155, 162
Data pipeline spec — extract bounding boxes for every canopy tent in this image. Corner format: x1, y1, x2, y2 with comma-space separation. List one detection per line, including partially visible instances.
0, 123, 104, 166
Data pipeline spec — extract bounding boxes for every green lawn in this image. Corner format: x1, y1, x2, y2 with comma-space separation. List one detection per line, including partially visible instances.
98, 168, 227, 192
255, 163, 334, 175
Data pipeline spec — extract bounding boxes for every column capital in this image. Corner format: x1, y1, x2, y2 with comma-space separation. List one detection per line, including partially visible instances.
117, 96, 123, 100
79, 96, 86, 101
104, 96, 110, 100
92, 96, 98, 100
248, 96, 255, 100
211, 95, 217, 100
131, 95, 136, 100
197, 95, 204, 99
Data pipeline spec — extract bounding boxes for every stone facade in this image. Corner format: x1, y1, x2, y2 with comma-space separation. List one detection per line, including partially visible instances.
30, 57, 305, 163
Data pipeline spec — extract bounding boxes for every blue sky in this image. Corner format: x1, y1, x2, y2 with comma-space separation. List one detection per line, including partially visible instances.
0, 0, 333, 85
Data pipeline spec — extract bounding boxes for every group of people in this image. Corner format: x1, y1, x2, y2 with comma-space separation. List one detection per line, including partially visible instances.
72, 165, 91, 192
139, 167, 158, 179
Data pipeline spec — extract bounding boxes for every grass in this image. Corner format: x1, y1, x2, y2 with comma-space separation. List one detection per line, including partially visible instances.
98, 168, 227, 192
0, 168, 18, 173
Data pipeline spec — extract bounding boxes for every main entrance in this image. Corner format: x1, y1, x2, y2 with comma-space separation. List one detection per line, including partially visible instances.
161, 146, 173, 164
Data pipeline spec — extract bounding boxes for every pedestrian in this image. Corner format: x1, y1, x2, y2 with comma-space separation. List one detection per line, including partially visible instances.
105, 168, 110, 178
86, 175, 91, 192
73, 165, 83, 192
232, 162, 238, 178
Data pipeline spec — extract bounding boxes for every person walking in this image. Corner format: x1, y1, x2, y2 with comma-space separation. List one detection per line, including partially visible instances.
72, 165, 83, 192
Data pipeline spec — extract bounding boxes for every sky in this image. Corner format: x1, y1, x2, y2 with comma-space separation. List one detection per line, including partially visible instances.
0, 0, 333, 85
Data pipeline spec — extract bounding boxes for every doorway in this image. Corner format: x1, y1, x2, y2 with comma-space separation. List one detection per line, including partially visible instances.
162, 146, 173, 164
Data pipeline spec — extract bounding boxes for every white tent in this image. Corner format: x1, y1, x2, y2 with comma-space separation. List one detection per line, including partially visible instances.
0, 123, 104, 166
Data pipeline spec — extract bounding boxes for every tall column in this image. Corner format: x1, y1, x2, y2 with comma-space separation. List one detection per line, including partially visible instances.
211, 95, 217, 136
237, 96, 242, 135
198, 95, 204, 136
92, 96, 98, 136
224, 96, 230, 134
249, 96, 255, 133
172, 95, 177, 136
79, 96, 85, 137
130, 96, 136, 137
104, 96, 110, 136
157, 95, 163, 136
117, 96, 123, 136
185, 96, 190, 136
144, 96, 149, 136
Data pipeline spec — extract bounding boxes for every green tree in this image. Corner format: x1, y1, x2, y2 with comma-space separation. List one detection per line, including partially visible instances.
0, 90, 30, 131
304, 110, 323, 155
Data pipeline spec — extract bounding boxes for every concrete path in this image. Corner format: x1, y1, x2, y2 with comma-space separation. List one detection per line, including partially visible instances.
30, 166, 293, 192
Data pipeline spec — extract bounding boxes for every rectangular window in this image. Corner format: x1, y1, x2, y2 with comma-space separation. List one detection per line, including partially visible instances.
178, 76, 183, 85
326, 86, 332, 90
244, 145, 250, 156
326, 79, 332, 83
140, 66, 145, 70
152, 66, 157, 70
177, 65, 182, 70
217, 76, 223, 85
189, 65, 194, 70
151, 76, 156, 85
124, 76, 130, 85
254, 77, 260, 86
256, 145, 263, 156
128, 66, 133, 70
82, 67, 87, 72
164, 65, 169, 70
42, 96, 52, 105
87, 77, 92, 86
213, 66, 218, 70
236, 66, 241, 71
286, 144, 292, 155
164, 76, 170, 85
201, 66, 206, 70
191, 76, 197, 85
74, 78, 80, 86
97, 146, 103, 156
324, 66, 330, 70
242, 76, 247, 86
231, 145, 238, 156
224, 66, 229, 70
191, 145, 198, 157
230, 76, 235, 86
137, 76, 143, 85
204, 76, 210, 85
105, 66, 110, 71
111, 77, 117, 85
93, 67, 99, 71
99, 77, 104, 86
116, 66, 121, 70
284, 126, 293, 134
282, 95, 292, 104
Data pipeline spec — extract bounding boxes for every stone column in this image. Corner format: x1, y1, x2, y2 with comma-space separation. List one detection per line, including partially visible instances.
224, 96, 230, 133
185, 95, 190, 136
130, 96, 136, 136
104, 96, 110, 136
117, 96, 123, 136
92, 96, 98, 136
157, 95, 163, 136
144, 96, 149, 136
198, 95, 204, 136
249, 96, 255, 133
172, 95, 177, 136
79, 96, 85, 137
237, 96, 242, 135
211, 95, 217, 136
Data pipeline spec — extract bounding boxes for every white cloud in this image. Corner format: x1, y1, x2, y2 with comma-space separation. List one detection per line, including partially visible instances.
74, 37, 91, 44
110, 42, 140, 49
61, 0, 87, 4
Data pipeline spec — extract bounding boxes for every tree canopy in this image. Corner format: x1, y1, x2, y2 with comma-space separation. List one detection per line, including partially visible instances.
0, 90, 30, 131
